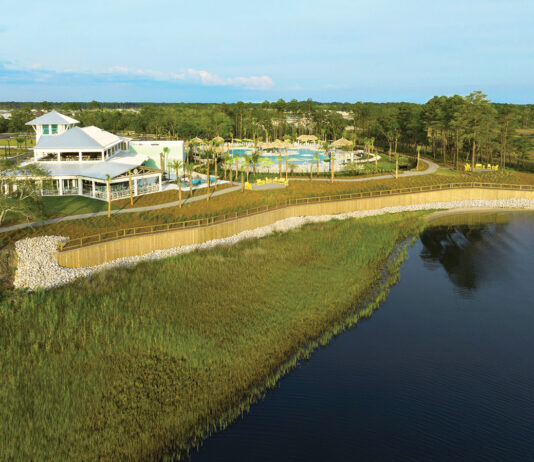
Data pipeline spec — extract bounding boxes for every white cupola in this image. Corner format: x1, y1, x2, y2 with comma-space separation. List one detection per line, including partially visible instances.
26, 110, 80, 142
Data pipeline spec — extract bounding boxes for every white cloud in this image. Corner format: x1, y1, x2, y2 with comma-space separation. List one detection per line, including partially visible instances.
108, 65, 274, 90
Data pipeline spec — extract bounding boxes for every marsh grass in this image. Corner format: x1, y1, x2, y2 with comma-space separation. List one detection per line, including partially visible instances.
0, 212, 427, 460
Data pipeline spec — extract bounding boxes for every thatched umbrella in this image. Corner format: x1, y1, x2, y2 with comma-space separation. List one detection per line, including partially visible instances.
270, 140, 285, 149
297, 134, 318, 142
212, 136, 224, 144
191, 137, 204, 144
332, 137, 353, 148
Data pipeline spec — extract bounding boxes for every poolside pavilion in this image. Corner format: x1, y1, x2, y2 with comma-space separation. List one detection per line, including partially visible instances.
16, 110, 168, 200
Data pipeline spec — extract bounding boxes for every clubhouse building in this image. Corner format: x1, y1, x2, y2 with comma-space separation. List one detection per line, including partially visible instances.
25, 110, 184, 200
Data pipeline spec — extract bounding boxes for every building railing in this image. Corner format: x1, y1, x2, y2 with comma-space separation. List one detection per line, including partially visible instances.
57, 182, 534, 252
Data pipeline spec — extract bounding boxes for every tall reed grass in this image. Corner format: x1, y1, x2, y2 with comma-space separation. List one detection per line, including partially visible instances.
0, 212, 427, 459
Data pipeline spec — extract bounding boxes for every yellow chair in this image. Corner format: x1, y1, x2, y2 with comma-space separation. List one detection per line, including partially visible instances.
245, 182, 252, 190
256, 179, 265, 186
464, 163, 471, 172
265, 178, 272, 184
476, 163, 483, 169
493, 165, 499, 170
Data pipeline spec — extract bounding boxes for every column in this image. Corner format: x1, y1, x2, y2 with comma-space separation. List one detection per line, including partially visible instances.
158, 173, 162, 191
58, 178, 64, 196
79, 151, 82, 162
134, 179, 138, 196
78, 179, 83, 196
92, 181, 96, 198
102, 151, 105, 161
57, 152, 61, 162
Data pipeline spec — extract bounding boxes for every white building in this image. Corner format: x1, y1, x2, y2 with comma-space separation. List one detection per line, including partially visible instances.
23, 111, 185, 201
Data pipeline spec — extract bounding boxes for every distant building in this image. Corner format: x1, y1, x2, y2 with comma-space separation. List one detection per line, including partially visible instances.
21, 110, 185, 201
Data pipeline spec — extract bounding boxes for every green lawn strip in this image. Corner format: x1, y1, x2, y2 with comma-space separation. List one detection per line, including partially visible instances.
0, 212, 426, 460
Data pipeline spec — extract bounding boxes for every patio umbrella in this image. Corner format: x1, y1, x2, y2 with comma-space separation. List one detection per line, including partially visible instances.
191, 137, 204, 144
212, 136, 224, 144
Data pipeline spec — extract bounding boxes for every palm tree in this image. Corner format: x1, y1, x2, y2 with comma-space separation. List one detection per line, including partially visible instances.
395, 153, 399, 179
160, 146, 170, 176
240, 166, 245, 192
222, 152, 231, 180
313, 152, 320, 177
276, 153, 283, 178
206, 158, 210, 201
128, 169, 133, 206
234, 154, 239, 180
105, 174, 111, 218
185, 163, 195, 197
189, 139, 200, 162
250, 149, 262, 177
210, 147, 218, 191
169, 159, 184, 208
330, 152, 336, 183
416, 145, 421, 170
242, 154, 252, 182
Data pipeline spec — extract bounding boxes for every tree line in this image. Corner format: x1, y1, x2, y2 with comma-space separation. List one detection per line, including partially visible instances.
1, 92, 533, 169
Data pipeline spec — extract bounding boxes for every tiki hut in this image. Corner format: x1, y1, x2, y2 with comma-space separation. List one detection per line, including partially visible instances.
332, 137, 353, 148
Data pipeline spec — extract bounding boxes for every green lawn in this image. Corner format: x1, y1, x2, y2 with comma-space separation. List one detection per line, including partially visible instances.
0, 138, 34, 146
0, 212, 427, 460
42, 196, 120, 218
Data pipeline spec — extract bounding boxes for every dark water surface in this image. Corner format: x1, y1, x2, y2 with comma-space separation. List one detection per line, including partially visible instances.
193, 212, 534, 461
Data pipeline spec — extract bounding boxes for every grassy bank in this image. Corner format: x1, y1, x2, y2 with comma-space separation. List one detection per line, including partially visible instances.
2, 167, 532, 251
0, 212, 427, 460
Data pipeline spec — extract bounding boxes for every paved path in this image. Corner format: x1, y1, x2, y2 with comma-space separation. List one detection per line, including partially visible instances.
0, 159, 439, 234
290, 158, 439, 182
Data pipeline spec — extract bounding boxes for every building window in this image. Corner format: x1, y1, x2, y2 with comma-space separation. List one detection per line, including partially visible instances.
51, 124, 58, 134
43, 125, 49, 135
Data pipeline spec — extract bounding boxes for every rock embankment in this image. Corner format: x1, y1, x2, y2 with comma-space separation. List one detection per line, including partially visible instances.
14, 199, 534, 291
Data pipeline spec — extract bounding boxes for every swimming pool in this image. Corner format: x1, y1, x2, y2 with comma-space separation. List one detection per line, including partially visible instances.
229, 147, 328, 164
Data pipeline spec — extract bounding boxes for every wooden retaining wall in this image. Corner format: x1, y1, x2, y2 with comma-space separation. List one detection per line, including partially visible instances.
56, 187, 534, 268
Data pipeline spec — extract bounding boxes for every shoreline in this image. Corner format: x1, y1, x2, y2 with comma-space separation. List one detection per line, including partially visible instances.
14, 199, 534, 291
174, 234, 417, 460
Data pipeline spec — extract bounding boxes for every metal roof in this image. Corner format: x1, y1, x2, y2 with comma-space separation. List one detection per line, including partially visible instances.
35, 126, 123, 150
37, 151, 150, 180
26, 110, 79, 126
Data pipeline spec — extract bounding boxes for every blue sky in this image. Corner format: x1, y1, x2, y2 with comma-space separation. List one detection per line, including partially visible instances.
1, 0, 533, 103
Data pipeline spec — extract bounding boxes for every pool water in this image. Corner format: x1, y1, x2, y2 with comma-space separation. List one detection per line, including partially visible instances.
229, 148, 329, 164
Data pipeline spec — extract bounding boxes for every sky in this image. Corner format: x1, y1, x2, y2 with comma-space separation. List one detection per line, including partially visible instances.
0, 0, 533, 103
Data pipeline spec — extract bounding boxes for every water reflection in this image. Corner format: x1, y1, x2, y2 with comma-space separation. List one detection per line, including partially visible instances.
420, 211, 523, 296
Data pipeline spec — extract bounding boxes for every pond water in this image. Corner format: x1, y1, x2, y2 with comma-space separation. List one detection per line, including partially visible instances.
192, 211, 534, 461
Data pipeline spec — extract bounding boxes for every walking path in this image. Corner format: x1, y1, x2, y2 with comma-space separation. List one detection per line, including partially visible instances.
0, 159, 438, 234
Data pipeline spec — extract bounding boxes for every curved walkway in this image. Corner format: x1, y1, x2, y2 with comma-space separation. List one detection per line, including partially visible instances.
0, 159, 439, 234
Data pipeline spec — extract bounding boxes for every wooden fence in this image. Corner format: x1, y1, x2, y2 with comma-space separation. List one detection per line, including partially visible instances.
58, 182, 534, 253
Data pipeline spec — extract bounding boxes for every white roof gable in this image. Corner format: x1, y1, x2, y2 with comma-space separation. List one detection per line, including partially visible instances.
26, 110, 79, 126
81, 126, 121, 147
35, 126, 124, 150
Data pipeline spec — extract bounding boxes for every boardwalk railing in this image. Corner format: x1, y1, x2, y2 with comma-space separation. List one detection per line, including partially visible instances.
57, 182, 534, 252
